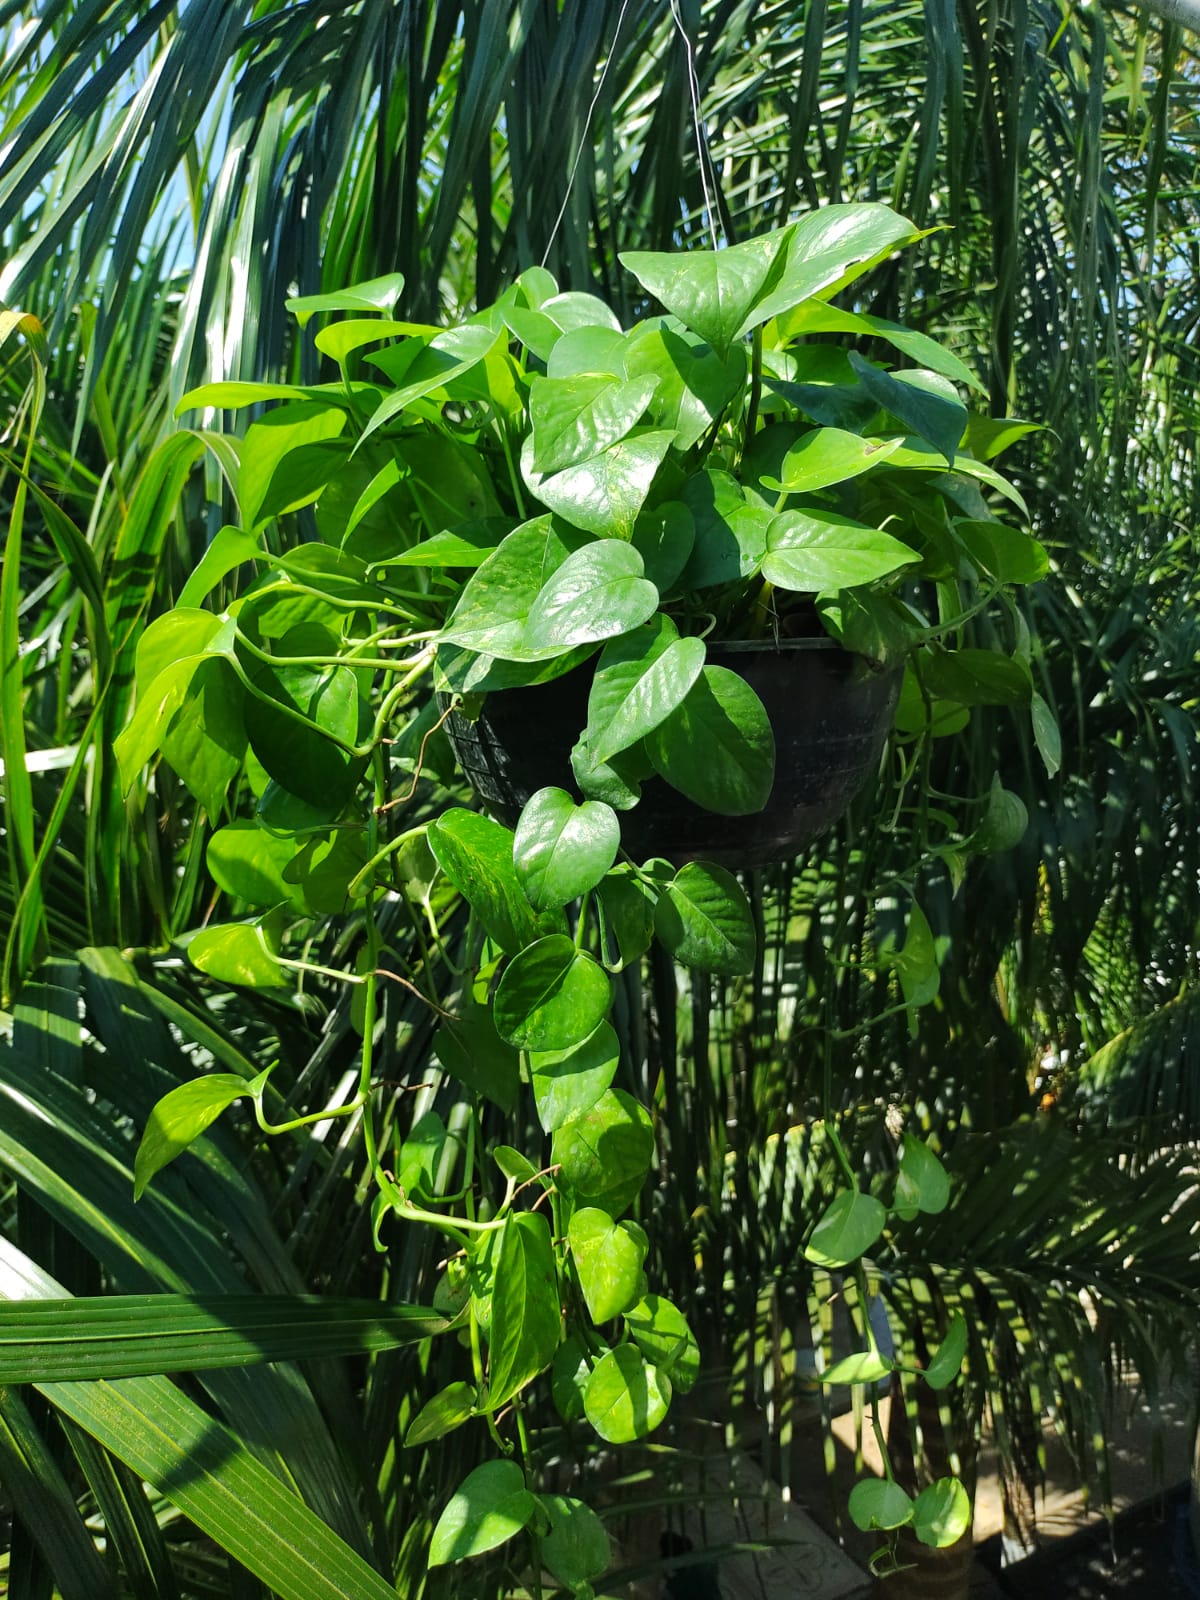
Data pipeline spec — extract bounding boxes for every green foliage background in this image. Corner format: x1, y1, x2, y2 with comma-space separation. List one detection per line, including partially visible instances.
1, 2, 1199, 1595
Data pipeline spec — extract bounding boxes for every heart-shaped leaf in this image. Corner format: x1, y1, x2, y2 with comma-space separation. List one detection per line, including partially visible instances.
848, 1477, 913, 1533
911, 1478, 971, 1548
624, 1295, 700, 1393
894, 1133, 951, 1219
586, 618, 706, 764
583, 1345, 671, 1443
569, 1209, 648, 1323
428, 810, 546, 954
654, 862, 755, 976
493, 936, 611, 1051
761, 510, 918, 592
523, 430, 675, 538
623, 323, 747, 447
438, 515, 583, 660
187, 920, 287, 990
552, 1089, 655, 1217
620, 228, 794, 355
529, 372, 658, 475
924, 1313, 968, 1391
819, 1350, 894, 1385
762, 427, 904, 496
847, 354, 966, 466
540, 1495, 612, 1589
645, 666, 774, 816
530, 1020, 620, 1133
404, 1382, 478, 1448
513, 787, 620, 910
429, 1460, 535, 1567
134, 1074, 258, 1199
804, 1189, 888, 1268
522, 539, 659, 653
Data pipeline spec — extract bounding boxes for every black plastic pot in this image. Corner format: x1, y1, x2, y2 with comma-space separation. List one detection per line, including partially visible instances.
441, 638, 901, 869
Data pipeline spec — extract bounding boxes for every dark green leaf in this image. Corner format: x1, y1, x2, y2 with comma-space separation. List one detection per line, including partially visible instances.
540, 1494, 612, 1589
654, 862, 756, 976
921, 649, 1032, 707
923, 1315, 968, 1391
428, 809, 545, 954
493, 936, 611, 1052
433, 1003, 521, 1113
848, 355, 966, 465
646, 667, 775, 816
586, 618, 706, 764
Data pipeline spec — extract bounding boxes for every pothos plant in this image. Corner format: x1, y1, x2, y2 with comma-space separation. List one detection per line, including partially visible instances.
119, 203, 1049, 1589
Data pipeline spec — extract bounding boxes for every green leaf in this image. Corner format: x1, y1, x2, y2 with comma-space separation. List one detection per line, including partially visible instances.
583, 1345, 671, 1443
133, 1074, 253, 1200
493, 936, 612, 1052
551, 1337, 592, 1423
242, 629, 364, 809
646, 666, 775, 816
776, 301, 986, 394
360, 324, 502, 440
884, 900, 940, 1016
238, 402, 348, 528
623, 323, 747, 448
761, 510, 918, 592
970, 774, 1029, 854
428, 810, 545, 954
208, 821, 306, 911
530, 1020, 620, 1133
753, 204, 925, 328
0, 1296, 445, 1381
596, 868, 657, 970
819, 1350, 894, 1385
397, 1110, 448, 1200
187, 919, 287, 990
404, 1382, 478, 1447
541, 1494, 611, 1589
911, 1478, 971, 1548
921, 649, 1031, 707
387, 521, 508, 568
486, 1213, 561, 1410
620, 227, 795, 354
429, 1460, 535, 1567
570, 736, 647, 810
508, 541, 650, 660
848, 355, 966, 465
679, 470, 773, 589
1031, 691, 1062, 777
804, 1190, 888, 1269
159, 658, 246, 816
923, 1314, 968, 1391
568, 1209, 648, 1323
624, 1295, 701, 1393
551, 1089, 655, 1217
631, 501, 695, 591
438, 515, 582, 660
529, 372, 658, 475
433, 1003, 521, 1113
894, 1134, 951, 1219
522, 430, 675, 539
513, 787, 620, 910
848, 1478, 914, 1533
763, 427, 905, 495
285, 272, 406, 325
954, 519, 1048, 585
654, 862, 756, 976
586, 617, 706, 764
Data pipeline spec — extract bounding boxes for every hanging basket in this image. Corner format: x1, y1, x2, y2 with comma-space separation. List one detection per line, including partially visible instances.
441, 638, 901, 869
